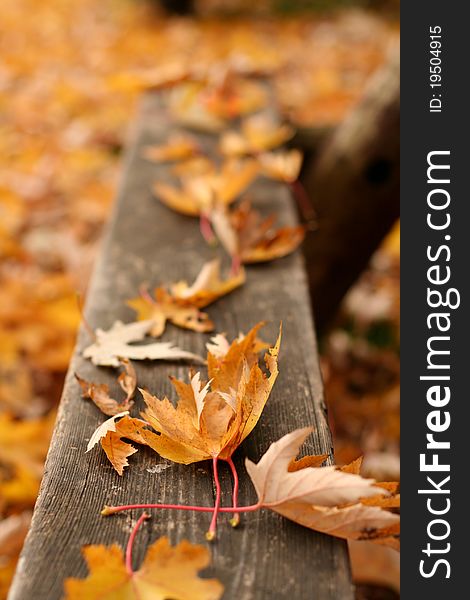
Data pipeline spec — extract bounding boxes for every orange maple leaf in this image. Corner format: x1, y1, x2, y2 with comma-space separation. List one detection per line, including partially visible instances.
140, 322, 281, 464
127, 259, 245, 337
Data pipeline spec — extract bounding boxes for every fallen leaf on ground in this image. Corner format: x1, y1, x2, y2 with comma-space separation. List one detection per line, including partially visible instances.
220, 114, 294, 157
128, 259, 245, 337
245, 428, 400, 548
83, 320, 203, 367
202, 76, 268, 119
117, 62, 192, 92
142, 134, 200, 163
75, 358, 136, 416
153, 158, 258, 217
169, 82, 228, 133
0, 512, 31, 561
170, 259, 245, 307
64, 536, 223, 600
87, 413, 150, 475
211, 200, 305, 263
288, 453, 328, 472
349, 539, 400, 593
258, 149, 303, 183
140, 322, 280, 464
171, 156, 215, 178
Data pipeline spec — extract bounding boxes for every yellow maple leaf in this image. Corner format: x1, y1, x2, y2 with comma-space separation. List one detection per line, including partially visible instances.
153, 158, 258, 217
220, 114, 294, 157
258, 149, 303, 183
142, 134, 200, 163
127, 259, 245, 338
64, 537, 223, 600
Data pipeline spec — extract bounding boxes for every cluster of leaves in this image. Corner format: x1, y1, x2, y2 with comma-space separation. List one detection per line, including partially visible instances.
72, 325, 398, 597
147, 116, 307, 264
67, 67, 400, 590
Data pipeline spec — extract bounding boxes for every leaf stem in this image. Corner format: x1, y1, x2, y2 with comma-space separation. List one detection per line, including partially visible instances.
230, 254, 242, 276
139, 284, 156, 305
200, 212, 216, 245
226, 457, 240, 527
125, 512, 150, 575
102, 503, 261, 516
206, 456, 221, 541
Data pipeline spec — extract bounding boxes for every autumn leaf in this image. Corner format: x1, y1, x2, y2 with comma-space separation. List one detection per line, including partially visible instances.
245, 428, 400, 548
64, 536, 223, 600
220, 114, 294, 157
86, 411, 130, 452
140, 322, 280, 464
168, 69, 267, 131
258, 149, 303, 183
170, 259, 245, 307
211, 200, 305, 264
288, 453, 328, 472
75, 358, 136, 416
142, 134, 200, 163
114, 62, 192, 92
83, 320, 203, 367
171, 156, 215, 178
169, 82, 228, 133
153, 158, 258, 217
0, 512, 31, 561
127, 259, 245, 337
201, 76, 268, 119
87, 412, 150, 475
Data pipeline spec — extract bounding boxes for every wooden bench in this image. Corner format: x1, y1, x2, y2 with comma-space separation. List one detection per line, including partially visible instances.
9, 93, 354, 600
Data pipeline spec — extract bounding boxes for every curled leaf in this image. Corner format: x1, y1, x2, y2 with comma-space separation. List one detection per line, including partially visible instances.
87, 413, 150, 475
153, 158, 258, 217
211, 200, 305, 264
258, 149, 303, 183
86, 411, 130, 453
143, 134, 199, 163
140, 323, 281, 464
75, 358, 136, 416
128, 259, 245, 337
220, 114, 294, 157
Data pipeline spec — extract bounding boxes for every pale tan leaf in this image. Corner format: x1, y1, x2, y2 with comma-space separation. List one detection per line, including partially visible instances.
245, 428, 400, 548
83, 320, 203, 367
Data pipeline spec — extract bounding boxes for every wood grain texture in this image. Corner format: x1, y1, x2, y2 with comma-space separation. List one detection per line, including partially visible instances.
9, 94, 353, 600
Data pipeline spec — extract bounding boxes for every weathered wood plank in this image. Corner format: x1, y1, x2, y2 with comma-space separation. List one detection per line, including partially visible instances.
9, 94, 353, 600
